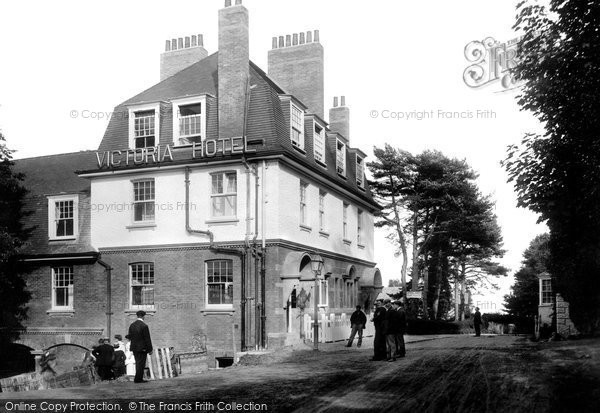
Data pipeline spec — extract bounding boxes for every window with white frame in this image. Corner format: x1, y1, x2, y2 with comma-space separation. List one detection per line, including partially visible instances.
300, 181, 308, 226
319, 190, 326, 231
211, 172, 237, 218
48, 195, 78, 240
313, 123, 326, 164
206, 260, 233, 307
173, 96, 206, 146
336, 139, 346, 175
133, 110, 156, 149
318, 279, 328, 306
290, 104, 305, 150
52, 267, 73, 309
356, 155, 365, 188
130, 263, 155, 309
133, 180, 155, 223
343, 203, 349, 239
357, 209, 364, 245
129, 103, 160, 149
541, 278, 552, 305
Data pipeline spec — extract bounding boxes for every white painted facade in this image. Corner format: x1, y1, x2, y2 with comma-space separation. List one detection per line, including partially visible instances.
90, 159, 374, 262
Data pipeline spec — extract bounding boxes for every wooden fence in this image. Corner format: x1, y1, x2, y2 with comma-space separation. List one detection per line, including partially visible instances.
303, 313, 375, 343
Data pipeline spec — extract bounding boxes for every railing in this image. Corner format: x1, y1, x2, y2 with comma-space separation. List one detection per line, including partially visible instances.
303, 313, 375, 343
179, 114, 202, 138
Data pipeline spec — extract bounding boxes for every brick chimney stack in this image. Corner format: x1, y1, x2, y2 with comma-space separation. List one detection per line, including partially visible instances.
218, 0, 250, 139
160, 35, 208, 81
329, 96, 350, 143
268, 30, 324, 119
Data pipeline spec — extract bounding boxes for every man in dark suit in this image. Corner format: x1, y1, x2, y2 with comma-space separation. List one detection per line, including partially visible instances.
346, 305, 367, 347
92, 338, 115, 380
385, 300, 407, 361
473, 307, 482, 337
371, 299, 387, 361
128, 310, 153, 383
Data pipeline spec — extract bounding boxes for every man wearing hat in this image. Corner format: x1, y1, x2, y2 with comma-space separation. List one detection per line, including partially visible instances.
128, 310, 153, 383
92, 337, 115, 381
370, 299, 387, 361
384, 299, 406, 361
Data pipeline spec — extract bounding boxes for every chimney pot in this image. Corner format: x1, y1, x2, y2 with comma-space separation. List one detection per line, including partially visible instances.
307, 31, 313, 43
191, 35, 197, 47
314, 30, 320, 43
225, 0, 231, 6
185, 36, 191, 48
333, 96, 339, 108
341, 96, 346, 106
285, 35, 291, 47
165, 40, 171, 52
235, 0, 242, 4
278, 36, 284, 48
293, 33, 298, 46
198, 34, 204, 47
272, 37, 278, 49
178, 38, 184, 49
171, 38, 178, 50
299, 32, 305, 44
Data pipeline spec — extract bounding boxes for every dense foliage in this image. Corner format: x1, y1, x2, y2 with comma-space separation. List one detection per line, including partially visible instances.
504, 0, 600, 334
0, 132, 31, 351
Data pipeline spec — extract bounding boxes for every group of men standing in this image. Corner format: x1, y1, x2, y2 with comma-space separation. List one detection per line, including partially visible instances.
372, 298, 406, 361
346, 298, 406, 361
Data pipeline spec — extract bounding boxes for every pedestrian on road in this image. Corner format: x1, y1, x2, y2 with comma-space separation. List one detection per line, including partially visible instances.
346, 305, 367, 347
385, 300, 406, 361
128, 310, 153, 383
92, 338, 115, 381
371, 299, 387, 361
473, 307, 482, 337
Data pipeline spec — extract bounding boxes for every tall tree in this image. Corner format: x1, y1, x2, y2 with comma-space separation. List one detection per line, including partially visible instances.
0, 131, 31, 351
368, 145, 415, 302
504, 0, 600, 333
504, 234, 550, 329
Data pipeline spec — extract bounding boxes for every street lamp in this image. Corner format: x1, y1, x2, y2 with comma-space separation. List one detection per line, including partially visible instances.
309, 253, 324, 351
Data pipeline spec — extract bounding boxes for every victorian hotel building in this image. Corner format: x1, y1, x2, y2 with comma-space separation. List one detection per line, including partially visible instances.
14, 1, 383, 363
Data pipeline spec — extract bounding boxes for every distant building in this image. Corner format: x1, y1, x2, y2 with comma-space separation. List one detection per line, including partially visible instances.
537, 272, 578, 337
13, 1, 383, 363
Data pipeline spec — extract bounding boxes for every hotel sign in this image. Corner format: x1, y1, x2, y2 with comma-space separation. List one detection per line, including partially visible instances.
95, 136, 255, 168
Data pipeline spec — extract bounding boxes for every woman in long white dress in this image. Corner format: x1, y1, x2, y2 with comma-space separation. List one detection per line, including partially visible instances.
124, 335, 136, 377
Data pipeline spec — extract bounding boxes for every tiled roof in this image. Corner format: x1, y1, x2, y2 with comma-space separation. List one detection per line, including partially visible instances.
95, 52, 378, 210
14, 151, 98, 256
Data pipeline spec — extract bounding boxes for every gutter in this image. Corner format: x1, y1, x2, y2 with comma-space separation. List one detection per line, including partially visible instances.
96, 258, 113, 341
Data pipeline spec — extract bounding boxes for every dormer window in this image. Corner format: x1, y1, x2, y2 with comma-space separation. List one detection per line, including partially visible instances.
128, 103, 160, 149
291, 103, 305, 150
134, 111, 156, 148
356, 155, 365, 188
336, 139, 346, 176
48, 195, 78, 240
313, 122, 326, 165
172, 96, 206, 146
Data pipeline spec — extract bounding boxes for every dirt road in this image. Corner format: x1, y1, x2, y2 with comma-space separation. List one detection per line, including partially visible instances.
1, 335, 599, 412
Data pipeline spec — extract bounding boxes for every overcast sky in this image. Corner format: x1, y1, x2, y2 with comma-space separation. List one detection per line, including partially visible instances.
0, 0, 547, 311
